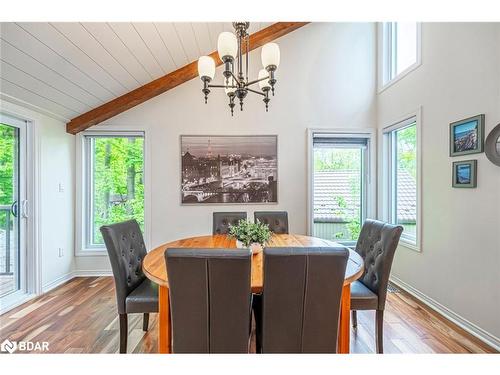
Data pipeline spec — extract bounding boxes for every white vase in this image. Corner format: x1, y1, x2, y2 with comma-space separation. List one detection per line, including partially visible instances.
235, 240, 263, 255
250, 242, 263, 255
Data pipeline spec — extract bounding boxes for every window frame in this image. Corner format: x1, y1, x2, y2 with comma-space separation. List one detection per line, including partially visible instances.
378, 22, 422, 93
382, 109, 422, 252
75, 129, 149, 256
307, 128, 377, 247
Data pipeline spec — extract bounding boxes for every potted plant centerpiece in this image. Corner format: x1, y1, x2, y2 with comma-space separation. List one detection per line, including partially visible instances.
228, 219, 272, 255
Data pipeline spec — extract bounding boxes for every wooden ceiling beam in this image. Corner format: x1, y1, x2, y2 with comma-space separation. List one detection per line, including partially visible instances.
66, 22, 309, 134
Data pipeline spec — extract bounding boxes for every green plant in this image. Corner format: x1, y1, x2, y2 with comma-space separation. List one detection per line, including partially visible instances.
228, 219, 272, 247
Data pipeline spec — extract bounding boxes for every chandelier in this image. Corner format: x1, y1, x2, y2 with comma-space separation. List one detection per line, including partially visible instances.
197, 22, 280, 116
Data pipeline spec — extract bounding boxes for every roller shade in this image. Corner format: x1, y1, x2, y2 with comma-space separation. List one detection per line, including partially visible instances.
313, 135, 368, 148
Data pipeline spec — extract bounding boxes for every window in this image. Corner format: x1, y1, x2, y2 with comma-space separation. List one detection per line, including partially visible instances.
380, 22, 420, 89
81, 133, 145, 250
309, 132, 374, 246
384, 116, 419, 248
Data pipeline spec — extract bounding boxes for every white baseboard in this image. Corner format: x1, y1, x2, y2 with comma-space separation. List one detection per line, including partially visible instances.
72, 270, 112, 277
42, 270, 111, 293
42, 272, 74, 293
390, 275, 500, 352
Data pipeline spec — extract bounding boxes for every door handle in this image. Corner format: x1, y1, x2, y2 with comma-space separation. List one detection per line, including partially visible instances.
21, 200, 29, 219
10, 201, 18, 217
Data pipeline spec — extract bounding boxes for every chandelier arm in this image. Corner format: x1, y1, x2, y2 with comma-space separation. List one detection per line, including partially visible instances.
237, 29, 243, 79
208, 84, 238, 89
229, 71, 240, 84
245, 34, 249, 83
246, 75, 271, 87
246, 88, 266, 97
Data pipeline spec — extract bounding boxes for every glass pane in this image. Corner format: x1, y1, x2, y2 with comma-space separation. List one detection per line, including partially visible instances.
313, 146, 363, 242
396, 22, 417, 75
88, 136, 144, 247
0, 123, 20, 297
395, 124, 417, 240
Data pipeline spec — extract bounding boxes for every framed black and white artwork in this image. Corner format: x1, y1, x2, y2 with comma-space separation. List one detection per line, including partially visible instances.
180, 135, 278, 204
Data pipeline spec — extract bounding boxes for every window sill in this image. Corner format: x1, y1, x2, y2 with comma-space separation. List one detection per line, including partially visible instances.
378, 60, 422, 94
398, 239, 421, 253
75, 248, 108, 257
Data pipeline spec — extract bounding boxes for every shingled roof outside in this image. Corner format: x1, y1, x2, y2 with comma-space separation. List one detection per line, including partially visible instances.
314, 169, 416, 223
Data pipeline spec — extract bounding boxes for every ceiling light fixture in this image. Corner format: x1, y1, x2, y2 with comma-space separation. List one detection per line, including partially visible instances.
197, 22, 280, 116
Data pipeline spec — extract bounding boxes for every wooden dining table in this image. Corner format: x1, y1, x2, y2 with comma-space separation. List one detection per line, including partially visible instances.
143, 233, 364, 354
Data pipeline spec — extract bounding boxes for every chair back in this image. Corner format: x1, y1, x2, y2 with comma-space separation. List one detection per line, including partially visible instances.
355, 219, 403, 309
165, 248, 252, 353
254, 211, 289, 234
100, 219, 147, 314
212, 212, 247, 235
261, 247, 348, 353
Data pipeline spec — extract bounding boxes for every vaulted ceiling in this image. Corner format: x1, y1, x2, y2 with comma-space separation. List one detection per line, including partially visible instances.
0, 22, 275, 121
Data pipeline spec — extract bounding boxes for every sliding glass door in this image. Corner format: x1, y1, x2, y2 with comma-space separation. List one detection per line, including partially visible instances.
311, 134, 370, 246
0, 114, 27, 303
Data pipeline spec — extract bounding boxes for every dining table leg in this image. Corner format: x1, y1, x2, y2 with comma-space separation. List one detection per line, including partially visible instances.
338, 284, 351, 353
158, 285, 171, 353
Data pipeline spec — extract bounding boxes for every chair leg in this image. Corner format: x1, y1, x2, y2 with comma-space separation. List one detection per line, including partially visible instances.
119, 314, 128, 354
352, 310, 357, 328
143, 313, 150, 331
252, 294, 263, 353
375, 310, 384, 354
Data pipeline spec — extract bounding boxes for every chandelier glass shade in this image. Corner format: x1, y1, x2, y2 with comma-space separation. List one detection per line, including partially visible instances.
197, 22, 280, 115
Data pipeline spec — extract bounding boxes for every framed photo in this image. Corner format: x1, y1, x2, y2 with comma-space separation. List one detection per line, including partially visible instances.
180, 135, 278, 204
449, 114, 484, 156
452, 160, 477, 188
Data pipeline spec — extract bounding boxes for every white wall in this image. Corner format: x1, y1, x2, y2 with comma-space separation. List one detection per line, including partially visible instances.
74, 22, 377, 272
377, 23, 500, 342
0, 100, 75, 292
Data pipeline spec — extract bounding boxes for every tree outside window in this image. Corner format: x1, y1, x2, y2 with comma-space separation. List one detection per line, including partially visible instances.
86, 135, 145, 247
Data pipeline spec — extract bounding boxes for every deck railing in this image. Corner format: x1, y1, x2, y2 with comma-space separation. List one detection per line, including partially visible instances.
313, 219, 351, 242
0, 205, 12, 275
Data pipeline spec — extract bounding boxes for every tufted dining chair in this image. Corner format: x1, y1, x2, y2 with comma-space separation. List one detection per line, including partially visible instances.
212, 212, 247, 235
254, 211, 289, 234
100, 219, 158, 353
165, 248, 252, 353
351, 219, 403, 353
256, 247, 349, 353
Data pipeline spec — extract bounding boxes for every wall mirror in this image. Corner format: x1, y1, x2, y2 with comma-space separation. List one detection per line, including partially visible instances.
484, 123, 500, 167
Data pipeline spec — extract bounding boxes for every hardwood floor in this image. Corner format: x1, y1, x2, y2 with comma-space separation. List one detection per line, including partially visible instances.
0, 277, 495, 354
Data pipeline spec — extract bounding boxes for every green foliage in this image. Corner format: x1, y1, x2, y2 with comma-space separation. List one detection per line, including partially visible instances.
333, 185, 361, 241
0, 124, 15, 228
396, 125, 417, 179
0, 125, 15, 205
92, 137, 144, 244
314, 148, 361, 171
347, 216, 361, 240
228, 219, 272, 247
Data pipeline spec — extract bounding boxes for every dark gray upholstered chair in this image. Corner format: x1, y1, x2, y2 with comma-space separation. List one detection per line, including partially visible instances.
165, 248, 252, 353
254, 211, 289, 234
351, 219, 403, 353
256, 247, 349, 353
100, 220, 158, 354
212, 212, 247, 235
